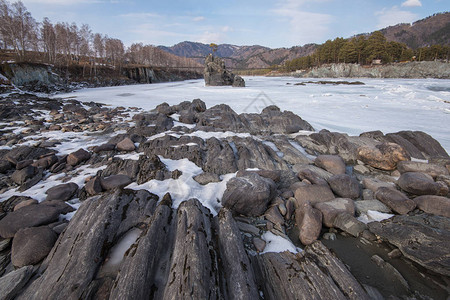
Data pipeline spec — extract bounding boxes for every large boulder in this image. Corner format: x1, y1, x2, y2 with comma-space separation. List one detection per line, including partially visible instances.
0, 204, 61, 238
374, 187, 416, 215
294, 184, 335, 205
295, 201, 322, 245
327, 174, 360, 199
397, 172, 448, 196
413, 195, 450, 218
11, 226, 58, 267
45, 182, 79, 201
204, 54, 245, 87
315, 198, 355, 227
116, 137, 136, 152
100, 175, 132, 191
67, 148, 91, 166
0, 266, 34, 300
314, 155, 346, 175
357, 142, 410, 171
397, 161, 449, 178
222, 173, 276, 217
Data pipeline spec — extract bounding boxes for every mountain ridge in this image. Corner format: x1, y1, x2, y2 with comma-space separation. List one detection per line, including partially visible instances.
158, 12, 449, 69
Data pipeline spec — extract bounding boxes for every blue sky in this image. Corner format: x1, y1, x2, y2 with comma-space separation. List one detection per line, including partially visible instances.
20, 0, 448, 48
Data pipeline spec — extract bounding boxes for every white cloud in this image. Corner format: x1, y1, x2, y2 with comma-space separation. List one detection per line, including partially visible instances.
401, 0, 422, 7
193, 16, 205, 22
375, 6, 418, 28
221, 26, 233, 33
273, 0, 332, 45
196, 31, 223, 44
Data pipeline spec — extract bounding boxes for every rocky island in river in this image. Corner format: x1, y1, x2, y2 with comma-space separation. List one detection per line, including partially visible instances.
0, 90, 449, 299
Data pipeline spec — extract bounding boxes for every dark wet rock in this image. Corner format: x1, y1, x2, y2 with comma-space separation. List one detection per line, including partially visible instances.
13, 199, 38, 211
16, 190, 158, 300
204, 54, 245, 87
294, 184, 335, 205
11, 165, 37, 185
370, 255, 409, 291
11, 226, 57, 267
136, 155, 172, 184
295, 201, 322, 245
397, 161, 449, 178
393, 131, 449, 159
100, 175, 132, 190
197, 104, 245, 132
413, 195, 450, 218
0, 266, 34, 300
397, 172, 448, 196
315, 198, 355, 227
332, 212, 367, 237
327, 174, 360, 199
0, 204, 60, 238
67, 148, 91, 166
116, 137, 135, 152
315, 155, 346, 175
222, 173, 276, 217
92, 143, 115, 153
254, 241, 370, 300
85, 177, 103, 196
374, 187, 416, 215
193, 172, 221, 185
354, 200, 392, 214
368, 214, 450, 276
217, 209, 259, 299
162, 199, 219, 300
357, 142, 410, 171
45, 182, 79, 201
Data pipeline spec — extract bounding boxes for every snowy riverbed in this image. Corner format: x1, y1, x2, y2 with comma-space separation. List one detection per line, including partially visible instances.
55, 76, 450, 153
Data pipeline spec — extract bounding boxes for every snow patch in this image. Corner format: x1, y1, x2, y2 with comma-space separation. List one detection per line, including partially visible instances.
104, 228, 141, 267
261, 232, 301, 254
357, 210, 394, 224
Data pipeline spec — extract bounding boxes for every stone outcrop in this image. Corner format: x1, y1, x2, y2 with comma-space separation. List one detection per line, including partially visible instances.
204, 54, 245, 87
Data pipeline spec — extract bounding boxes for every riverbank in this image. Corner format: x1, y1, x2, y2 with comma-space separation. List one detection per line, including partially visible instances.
270, 61, 450, 79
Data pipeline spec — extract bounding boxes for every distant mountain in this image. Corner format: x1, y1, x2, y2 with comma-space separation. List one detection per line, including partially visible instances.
377, 12, 449, 49
158, 42, 317, 69
158, 12, 448, 69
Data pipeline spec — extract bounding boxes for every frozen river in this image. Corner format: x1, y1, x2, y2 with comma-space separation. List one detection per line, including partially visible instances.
55, 77, 450, 153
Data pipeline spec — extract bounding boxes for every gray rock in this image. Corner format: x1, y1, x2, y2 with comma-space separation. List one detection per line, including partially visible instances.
293, 164, 333, 181
315, 198, 355, 228
397, 172, 448, 196
85, 177, 103, 195
375, 187, 416, 215
162, 199, 219, 300
264, 206, 284, 226
295, 201, 322, 245
0, 160, 13, 173
362, 177, 395, 193
67, 148, 91, 166
11, 165, 37, 185
368, 214, 450, 276
92, 143, 115, 153
0, 266, 34, 300
354, 200, 392, 214
193, 172, 221, 185
217, 209, 259, 299
116, 137, 135, 152
222, 173, 276, 217
204, 54, 245, 87
297, 168, 329, 186
370, 255, 409, 291
15, 159, 33, 170
394, 130, 449, 160
16, 190, 158, 300
255, 241, 370, 300
253, 237, 266, 252
45, 182, 78, 201
294, 184, 335, 205
13, 199, 38, 211
32, 155, 58, 169
327, 174, 360, 199
11, 226, 57, 267
100, 175, 132, 190
0, 204, 60, 238
0, 238, 11, 251
315, 155, 346, 175
413, 195, 450, 218
237, 221, 260, 235
332, 212, 367, 237
397, 161, 449, 178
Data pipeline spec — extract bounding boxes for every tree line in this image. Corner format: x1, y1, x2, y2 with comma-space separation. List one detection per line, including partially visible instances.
0, 0, 201, 71
284, 31, 450, 72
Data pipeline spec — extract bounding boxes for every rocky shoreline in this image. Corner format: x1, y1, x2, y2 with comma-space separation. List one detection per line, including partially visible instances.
0, 91, 449, 299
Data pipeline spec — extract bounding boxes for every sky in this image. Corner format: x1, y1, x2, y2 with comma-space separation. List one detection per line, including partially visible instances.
19, 0, 448, 48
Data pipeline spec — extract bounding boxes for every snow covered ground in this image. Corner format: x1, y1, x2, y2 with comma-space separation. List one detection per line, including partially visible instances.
55, 76, 450, 153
